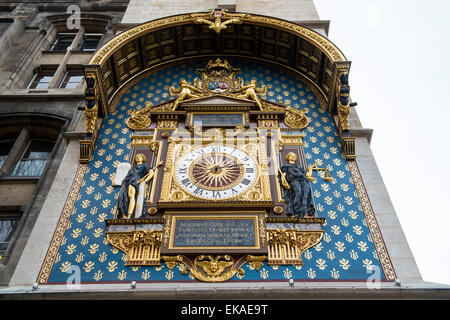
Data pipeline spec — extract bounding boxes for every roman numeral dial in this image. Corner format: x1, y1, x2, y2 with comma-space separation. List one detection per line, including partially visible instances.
175, 146, 258, 200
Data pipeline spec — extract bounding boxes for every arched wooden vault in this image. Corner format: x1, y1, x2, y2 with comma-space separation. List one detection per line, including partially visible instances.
81, 10, 354, 162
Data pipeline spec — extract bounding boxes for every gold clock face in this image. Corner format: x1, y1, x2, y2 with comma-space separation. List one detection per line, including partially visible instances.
175, 145, 258, 200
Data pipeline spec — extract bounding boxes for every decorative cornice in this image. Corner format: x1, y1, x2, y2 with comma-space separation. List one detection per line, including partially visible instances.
89, 12, 346, 67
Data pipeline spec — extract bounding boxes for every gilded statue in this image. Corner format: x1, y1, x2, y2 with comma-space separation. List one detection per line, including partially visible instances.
195, 255, 234, 277
169, 79, 203, 110
279, 152, 315, 217
84, 77, 98, 134
117, 153, 162, 219
233, 79, 267, 110
337, 72, 351, 130
192, 9, 247, 34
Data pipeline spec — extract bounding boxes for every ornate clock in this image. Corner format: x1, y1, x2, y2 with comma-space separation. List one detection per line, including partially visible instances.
174, 145, 258, 200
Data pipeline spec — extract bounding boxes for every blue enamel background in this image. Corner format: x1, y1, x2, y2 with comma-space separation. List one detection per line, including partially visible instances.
46, 60, 386, 283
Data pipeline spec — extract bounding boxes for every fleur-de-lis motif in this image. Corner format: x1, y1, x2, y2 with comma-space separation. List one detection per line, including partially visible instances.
66, 244, 77, 255
88, 244, 99, 254
93, 228, 103, 238
84, 261, 95, 272
87, 220, 95, 230
362, 259, 373, 270
339, 259, 350, 270
141, 269, 151, 280
335, 241, 346, 252
75, 252, 83, 263
94, 270, 103, 281
71, 228, 82, 238
81, 200, 91, 209
98, 252, 107, 263
349, 249, 359, 260
326, 250, 335, 260
260, 268, 269, 280
85, 186, 95, 194
330, 268, 340, 279
90, 207, 98, 215
81, 236, 89, 246
117, 270, 127, 280
107, 261, 118, 272
353, 225, 363, 235
307, 268, 316, 279
101, 199, 111, 208
357, 241, 368, 252
283, 268, 292, 279
348, 210, 358, 219
331, 225, 341, 235
345, 233, 354, 243
316, 258, 327, 270
60, 261, 71, 273
328, 210, 337, 219
94, 161, 102, 168
165, 269, 174, 280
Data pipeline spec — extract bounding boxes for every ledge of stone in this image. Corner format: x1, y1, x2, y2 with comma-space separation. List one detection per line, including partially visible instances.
0, 89, 84, 101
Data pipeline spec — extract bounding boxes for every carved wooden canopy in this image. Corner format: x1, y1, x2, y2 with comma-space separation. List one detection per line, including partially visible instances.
83, 10, 350, 118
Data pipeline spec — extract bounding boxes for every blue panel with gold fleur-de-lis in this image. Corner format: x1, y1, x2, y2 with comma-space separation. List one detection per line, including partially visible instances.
45, 60, 386, 283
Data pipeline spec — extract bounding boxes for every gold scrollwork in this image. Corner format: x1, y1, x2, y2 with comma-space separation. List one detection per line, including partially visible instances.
162, 254, 265, 283
284, 106, 310, 129
85, 103, 98, 134
246, 255, 266, 270
126, 101, 153, 130
157, 120, 178, 129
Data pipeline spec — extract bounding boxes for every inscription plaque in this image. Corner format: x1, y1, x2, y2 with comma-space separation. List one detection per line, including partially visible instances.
192, 113, 244, 126
173, 219, 255, 247
161, 213, 267, 254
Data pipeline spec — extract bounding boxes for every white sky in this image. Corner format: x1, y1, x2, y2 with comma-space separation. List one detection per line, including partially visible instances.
314, 0, 450, 285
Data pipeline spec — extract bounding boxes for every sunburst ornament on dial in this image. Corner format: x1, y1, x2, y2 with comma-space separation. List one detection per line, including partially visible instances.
175, 145, 258, 200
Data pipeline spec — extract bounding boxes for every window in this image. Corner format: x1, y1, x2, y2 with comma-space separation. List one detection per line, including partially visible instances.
12, 140, 54, 176
0, 212, 20, 257
60, 73, 83, 89
27, 73, 54, 89
50, 33, 76, 51
0, 141, 14, 168
80, 33, 102, 52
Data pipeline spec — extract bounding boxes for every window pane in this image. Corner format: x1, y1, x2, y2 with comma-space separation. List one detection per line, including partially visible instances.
31, 75, 53, 89
12, 159, 47, 176
63, 75, 83, 89
0, 220, 17, 254
81, 34, 102, 51
11, 140, 54, 176
52, 34, 75, 51
25, 140, 53, 159
0, 141, 14, 167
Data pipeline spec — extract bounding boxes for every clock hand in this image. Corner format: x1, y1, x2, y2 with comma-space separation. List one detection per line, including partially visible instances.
208, 163, 244, 172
